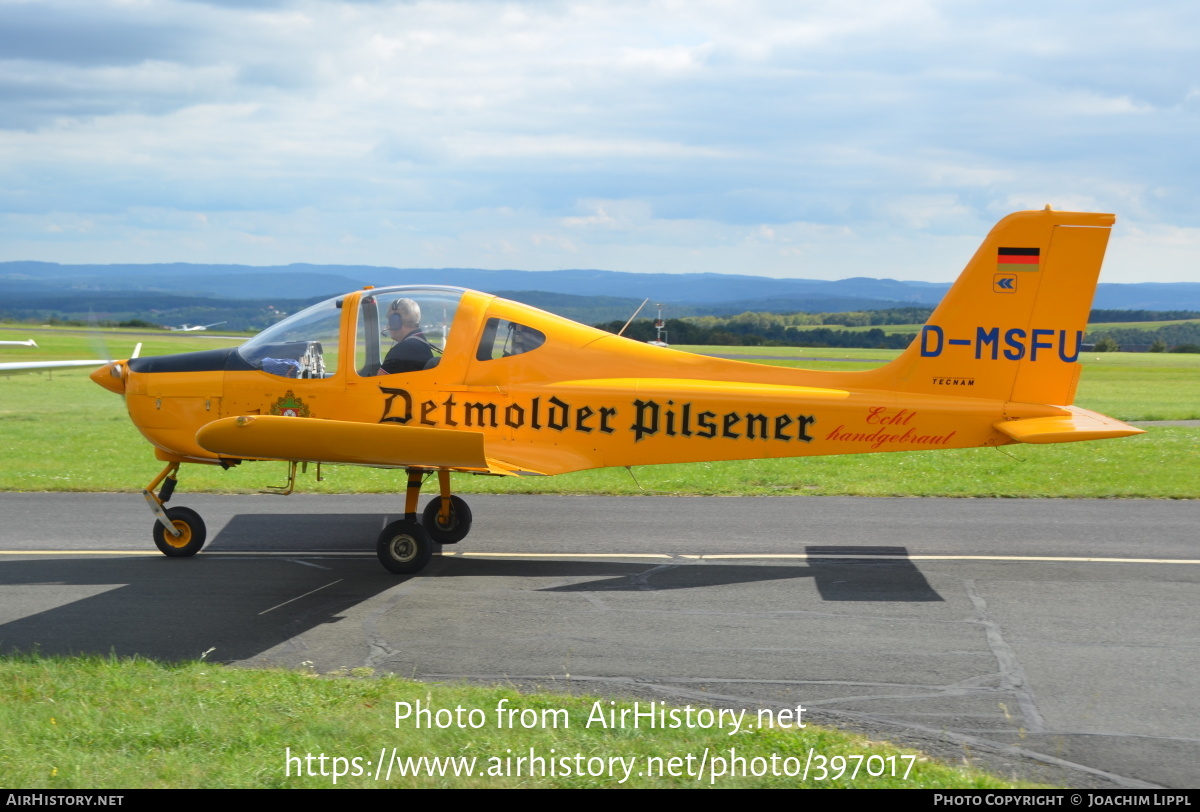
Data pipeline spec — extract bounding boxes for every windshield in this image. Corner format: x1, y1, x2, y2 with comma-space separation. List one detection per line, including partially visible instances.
238, 297, 342, 378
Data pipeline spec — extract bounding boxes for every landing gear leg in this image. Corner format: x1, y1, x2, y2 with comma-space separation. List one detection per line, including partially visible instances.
143, 461, 207, 557
422, 468, 472, 544
376, 467, 433, 574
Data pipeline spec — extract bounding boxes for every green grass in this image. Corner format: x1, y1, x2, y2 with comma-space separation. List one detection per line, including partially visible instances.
679, 345, 902, 372
1086, 317, 1200, 331
0, 325, 243, 361
0, 654, 1035, 789
680, 346, 900, 362
1073, 356, 1200, 421
804, 319, 1200, 335
690, 318, 1200, 337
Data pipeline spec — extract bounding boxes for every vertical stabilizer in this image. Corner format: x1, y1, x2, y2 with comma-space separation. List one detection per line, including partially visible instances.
877, 209, 1114, 406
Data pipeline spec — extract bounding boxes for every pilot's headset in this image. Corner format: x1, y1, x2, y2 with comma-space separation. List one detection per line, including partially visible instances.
382, 298, 419, 336
382, 311, 406, 337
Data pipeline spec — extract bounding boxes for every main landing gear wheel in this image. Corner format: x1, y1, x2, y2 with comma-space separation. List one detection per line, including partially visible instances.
152, 506, 207, 557
377, 519, 433, 574
422, 495, 473, 544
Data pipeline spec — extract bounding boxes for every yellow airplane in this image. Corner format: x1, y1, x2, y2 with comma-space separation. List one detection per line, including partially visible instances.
91, 208, 1143, 574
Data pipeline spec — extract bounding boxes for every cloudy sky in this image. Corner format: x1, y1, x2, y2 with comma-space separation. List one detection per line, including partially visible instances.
1, 0, 1197, 283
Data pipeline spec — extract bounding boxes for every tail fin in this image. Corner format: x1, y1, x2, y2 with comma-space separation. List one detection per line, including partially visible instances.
879, 208, 1115, 405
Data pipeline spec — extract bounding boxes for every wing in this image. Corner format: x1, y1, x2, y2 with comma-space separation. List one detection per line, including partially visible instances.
0, 359, 107, 377
1, 342, 140, 377
196, 415, 507, 471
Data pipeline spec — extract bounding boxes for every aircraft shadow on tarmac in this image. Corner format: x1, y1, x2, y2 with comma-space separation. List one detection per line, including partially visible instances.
162, 513, 946, 603
528, 546, 944, 602
0, 514, 397, 663
0, 556, 400, 664
0, 512, 941, 664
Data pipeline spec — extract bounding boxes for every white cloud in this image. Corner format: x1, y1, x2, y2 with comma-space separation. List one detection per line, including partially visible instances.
561, 204, 621, 229
0, 0, 1196, 283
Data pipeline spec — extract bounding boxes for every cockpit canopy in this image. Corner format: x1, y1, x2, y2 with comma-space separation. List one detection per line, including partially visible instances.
236, 287, 469, 379
237, 285, 549, 380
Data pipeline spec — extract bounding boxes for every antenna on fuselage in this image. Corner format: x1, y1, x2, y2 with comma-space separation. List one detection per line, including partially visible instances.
617, 298, 650, 337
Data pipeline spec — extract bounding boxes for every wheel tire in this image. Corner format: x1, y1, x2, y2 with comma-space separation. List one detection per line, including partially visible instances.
377, 519, 433, 574
152, 506, 207, 557
421, 495, 473, 544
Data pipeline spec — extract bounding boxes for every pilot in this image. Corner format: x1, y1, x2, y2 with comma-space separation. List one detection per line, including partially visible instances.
378, 298, 434, 375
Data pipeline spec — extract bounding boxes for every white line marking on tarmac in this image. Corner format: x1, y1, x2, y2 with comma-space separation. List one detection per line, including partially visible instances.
2, 551, 1199, 564
441, 552, 1200, 564
258, 579, 343, 616
0, 550, 367, 556
287, 558, 332, 570
680, 554, 1200, 564
444, 552, 672, 559
0, 550, 164, 556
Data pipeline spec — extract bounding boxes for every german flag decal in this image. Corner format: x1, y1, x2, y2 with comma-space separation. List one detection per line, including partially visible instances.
998, 247, 1040, 272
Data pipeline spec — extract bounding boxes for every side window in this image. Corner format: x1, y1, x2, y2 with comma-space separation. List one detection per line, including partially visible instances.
476, 319, 546, 361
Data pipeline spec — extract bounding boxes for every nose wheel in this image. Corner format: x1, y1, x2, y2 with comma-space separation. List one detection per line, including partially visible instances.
144, 462, 208, 558
152, 506, 207, 557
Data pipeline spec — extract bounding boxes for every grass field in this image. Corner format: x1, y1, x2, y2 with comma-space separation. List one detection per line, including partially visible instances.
0, 654, 1036, 789
1086, 317, 1200, 331
0, 326, 244, 360
783, 317, 1200, 335
1, 328, 1196, 497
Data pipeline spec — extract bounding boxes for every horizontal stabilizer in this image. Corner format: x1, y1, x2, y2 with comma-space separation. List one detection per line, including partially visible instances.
993, 407, 1145, 445
196, 415, 489, 469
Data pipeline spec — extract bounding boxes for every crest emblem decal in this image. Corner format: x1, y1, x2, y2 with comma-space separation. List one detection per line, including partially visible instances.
270, 390, 311, 418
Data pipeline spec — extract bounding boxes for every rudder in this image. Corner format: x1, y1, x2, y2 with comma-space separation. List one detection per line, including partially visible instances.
879, 208, 1115, 406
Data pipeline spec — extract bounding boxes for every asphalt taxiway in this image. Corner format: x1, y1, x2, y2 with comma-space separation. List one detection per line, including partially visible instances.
1, 493, 1196, 788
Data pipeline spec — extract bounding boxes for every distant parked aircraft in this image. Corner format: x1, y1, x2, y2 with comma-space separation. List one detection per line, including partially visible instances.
167, 322, 226, 332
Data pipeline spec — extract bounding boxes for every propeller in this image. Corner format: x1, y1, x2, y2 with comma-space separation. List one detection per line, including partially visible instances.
87, 308, 142, 395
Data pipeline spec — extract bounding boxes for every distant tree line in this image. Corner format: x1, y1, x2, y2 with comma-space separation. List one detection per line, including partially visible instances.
1085, 322, 1200, 353
599, 307, 1200, 352
681, 306, 935, 329
1089, 309, 1200, 323
595, 317, 916, 349
0, 296, 316, 332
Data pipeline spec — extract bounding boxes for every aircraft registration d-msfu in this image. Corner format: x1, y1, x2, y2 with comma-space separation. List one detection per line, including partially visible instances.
90, 208, 1143, 574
